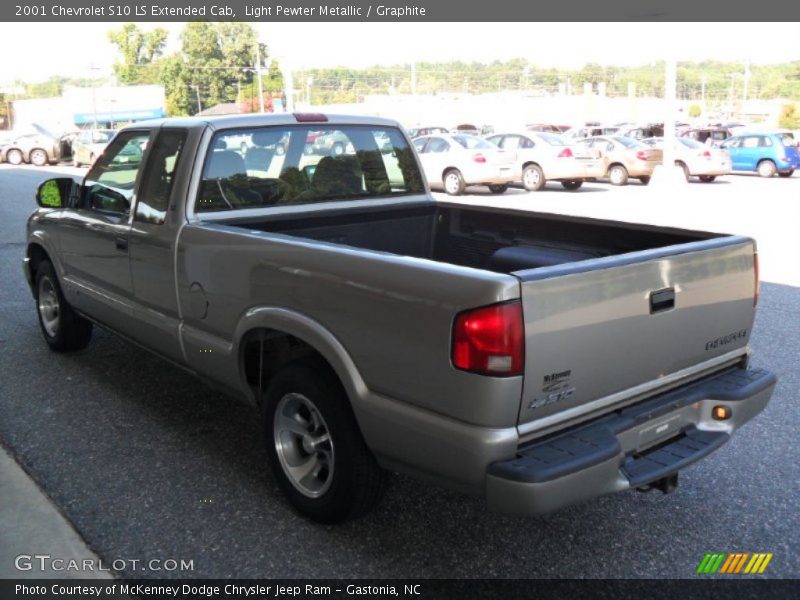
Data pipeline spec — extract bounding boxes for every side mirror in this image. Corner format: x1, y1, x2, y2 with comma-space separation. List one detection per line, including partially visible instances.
36, 177, 74, 209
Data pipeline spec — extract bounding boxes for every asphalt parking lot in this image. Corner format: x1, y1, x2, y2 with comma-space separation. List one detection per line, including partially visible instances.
1, 164, 798, 579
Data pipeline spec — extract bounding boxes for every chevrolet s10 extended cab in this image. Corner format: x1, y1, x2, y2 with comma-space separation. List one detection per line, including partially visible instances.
25, 114, 776, 523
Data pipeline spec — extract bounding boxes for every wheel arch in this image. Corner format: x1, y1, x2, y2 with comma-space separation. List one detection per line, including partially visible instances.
234, 307, 369, 413
25, 239, 60, 295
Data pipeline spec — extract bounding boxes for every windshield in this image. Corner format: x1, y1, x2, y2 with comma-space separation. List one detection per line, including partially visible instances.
613, 136, 646, 149
452, 135, 494, 150
538, 132, 567, 146
678, 137, 704, 149
196, 125, 425, 212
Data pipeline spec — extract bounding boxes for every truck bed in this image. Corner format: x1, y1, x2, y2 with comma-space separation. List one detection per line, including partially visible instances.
227, 202, 722, 274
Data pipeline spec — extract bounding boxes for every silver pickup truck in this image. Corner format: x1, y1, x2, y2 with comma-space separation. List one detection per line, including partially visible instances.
25, 113, 776, 523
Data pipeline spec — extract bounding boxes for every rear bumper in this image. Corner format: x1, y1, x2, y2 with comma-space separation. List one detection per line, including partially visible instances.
486, 366, 776, 515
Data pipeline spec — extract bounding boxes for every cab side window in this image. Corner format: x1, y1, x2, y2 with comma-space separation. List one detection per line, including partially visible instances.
135, 129, 187, 224
82, 131, 150, 215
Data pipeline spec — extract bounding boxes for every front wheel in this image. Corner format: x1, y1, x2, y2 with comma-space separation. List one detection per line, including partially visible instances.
699, 175, 716, 183
757, 160, 776, 178
443, 169, 466, 195
561, 180, 583, 190
608, 164, 629, 186
35, 260, 93, 352
263, 362, 387, 523
30, 149, 49, 167
488, 184, 508, 194
778, 170, 794, 178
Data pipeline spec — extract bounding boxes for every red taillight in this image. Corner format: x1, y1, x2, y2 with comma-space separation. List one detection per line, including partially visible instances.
557, 147, 574, 158
636, 150, 649, 161
700, 150, 712, 158
452, 301, 524, 377
753, 252, 760, 307
473, 153, 487, 163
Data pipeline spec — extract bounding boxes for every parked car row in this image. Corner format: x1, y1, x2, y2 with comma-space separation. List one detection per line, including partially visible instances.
403, 120, 798, 194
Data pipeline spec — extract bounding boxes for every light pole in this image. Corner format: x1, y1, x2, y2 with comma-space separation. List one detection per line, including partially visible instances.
255, 43, 265, 113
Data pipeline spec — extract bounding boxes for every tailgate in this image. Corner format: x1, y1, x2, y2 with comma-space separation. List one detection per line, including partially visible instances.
515, 237, 757, 430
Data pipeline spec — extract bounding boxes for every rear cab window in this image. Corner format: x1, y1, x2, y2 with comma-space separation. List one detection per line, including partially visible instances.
196, 125, 424, 212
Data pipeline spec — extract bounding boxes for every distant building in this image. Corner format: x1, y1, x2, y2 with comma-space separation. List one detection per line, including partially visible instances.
11, 85, 165, 132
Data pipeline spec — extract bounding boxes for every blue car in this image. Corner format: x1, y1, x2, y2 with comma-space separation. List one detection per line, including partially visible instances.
721, 132, 799, 177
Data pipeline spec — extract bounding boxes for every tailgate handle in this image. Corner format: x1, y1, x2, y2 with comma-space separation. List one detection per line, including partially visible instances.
650, 288, 675, 314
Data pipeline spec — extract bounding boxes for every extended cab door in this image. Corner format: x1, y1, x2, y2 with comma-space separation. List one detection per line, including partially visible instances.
58, 130, 151, 333
126, 127, 192, 364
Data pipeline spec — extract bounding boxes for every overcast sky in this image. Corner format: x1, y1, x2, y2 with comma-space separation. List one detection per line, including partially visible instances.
1, 22, 799, 84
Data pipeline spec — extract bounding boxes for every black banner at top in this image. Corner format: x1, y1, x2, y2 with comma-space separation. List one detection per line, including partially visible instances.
4, 0, 800, 21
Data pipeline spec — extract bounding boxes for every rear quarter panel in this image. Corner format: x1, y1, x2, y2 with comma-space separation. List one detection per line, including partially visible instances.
176, 223, 524, 428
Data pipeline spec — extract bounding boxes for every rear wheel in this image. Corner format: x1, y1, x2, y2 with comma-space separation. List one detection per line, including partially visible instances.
778, 170, 794, 178
443, 169, 466, 195
608, 164, 629, 186
263, 362, 387, 523
331, 142, 344, 156
638, 176, 651, 185
30, 149, 48, 167
757, 160, 776, 178
699, 175, 716, 183
34, 260, 93, 352
6, 148, 23, 165
488, 183, 508, 194
561, 180, 583, 190
521, 164, 545, 191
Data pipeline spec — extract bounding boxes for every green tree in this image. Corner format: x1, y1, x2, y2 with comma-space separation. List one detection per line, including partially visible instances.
778, 103, 800, 129
688, 104, 702, 118
161, 22, 279, 116
108, 24, 168, 85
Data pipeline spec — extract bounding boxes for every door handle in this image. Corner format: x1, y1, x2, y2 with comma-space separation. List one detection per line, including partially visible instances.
115, 236, 128, 252
650, 288, 675, 314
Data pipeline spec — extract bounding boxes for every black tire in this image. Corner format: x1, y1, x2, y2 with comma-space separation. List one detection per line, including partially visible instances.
778, 170, 794, 178
699, 175, 716, 183
561, 180, 583, 190
638, 176, 651, 185
608, 164, 629, 186
757, 160, 776, 178
443, 169, 466, 196
521, 164, 546, 191
34, 260, 93, 352
262, 361, 387, 523
30, 149, 49, 167
488, 184, 508, 194
6, 148, 23, 165
676, 161, 690, 181
331, 142, 344, 156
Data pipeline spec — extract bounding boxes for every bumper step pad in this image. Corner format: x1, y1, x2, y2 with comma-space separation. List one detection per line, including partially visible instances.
621, 428, 728, 487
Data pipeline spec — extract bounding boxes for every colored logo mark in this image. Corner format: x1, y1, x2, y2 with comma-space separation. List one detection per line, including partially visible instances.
696, 552, 773, 574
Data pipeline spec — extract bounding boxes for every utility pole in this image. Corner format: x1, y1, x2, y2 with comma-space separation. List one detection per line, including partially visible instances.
256, 43, 265, 113
192, 85, 202, 114
743, 61, 750, 106
701, 76, 706, 108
